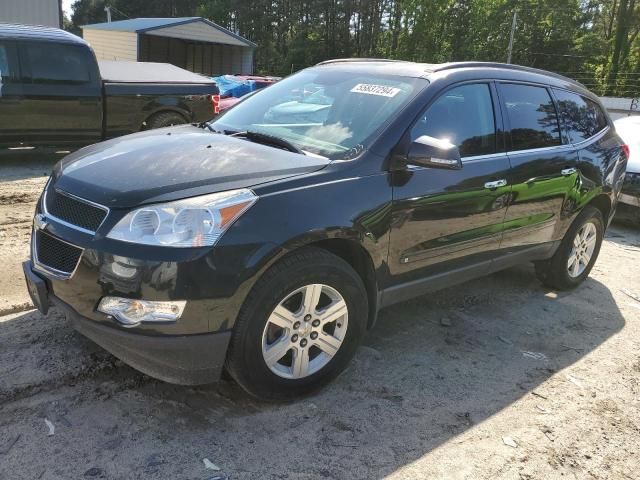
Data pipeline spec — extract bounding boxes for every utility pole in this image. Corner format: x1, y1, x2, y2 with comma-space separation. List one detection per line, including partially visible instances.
507, 11, 517, 64
104, 5, 112, 23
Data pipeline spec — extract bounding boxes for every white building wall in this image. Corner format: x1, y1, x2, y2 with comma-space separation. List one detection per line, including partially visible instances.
82, 29, 138, 61
599, 97, 640, 120
1, 0, 60, 27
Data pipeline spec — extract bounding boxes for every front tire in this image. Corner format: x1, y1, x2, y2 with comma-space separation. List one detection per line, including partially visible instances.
535, 206, 604, 290
225, 248, 367, 401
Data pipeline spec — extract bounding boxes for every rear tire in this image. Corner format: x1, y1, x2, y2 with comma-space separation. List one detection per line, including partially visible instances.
145, 111, 187, 129
535, 206, 604, 290
225, 247, 367, 401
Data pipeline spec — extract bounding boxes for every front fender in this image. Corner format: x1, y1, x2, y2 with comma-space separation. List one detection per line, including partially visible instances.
209, 172, 393, 326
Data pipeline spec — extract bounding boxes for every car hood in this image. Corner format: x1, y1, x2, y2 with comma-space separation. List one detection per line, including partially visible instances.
52, 125, 330, 208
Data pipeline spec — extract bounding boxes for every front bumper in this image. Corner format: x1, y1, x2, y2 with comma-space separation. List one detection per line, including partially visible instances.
23, 259, 232, 385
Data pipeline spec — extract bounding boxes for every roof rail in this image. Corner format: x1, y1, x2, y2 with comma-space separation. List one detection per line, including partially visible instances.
431, 62, 584, 87
316, 58, 405, 66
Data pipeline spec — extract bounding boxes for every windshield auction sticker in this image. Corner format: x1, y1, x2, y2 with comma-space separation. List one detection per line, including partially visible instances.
350, 83, 401, 97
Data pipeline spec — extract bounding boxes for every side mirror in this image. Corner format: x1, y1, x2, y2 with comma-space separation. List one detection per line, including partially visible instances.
407, 135, 462, 170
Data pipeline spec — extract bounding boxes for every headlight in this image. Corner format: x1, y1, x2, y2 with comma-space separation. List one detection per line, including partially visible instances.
107, 189, 257, 247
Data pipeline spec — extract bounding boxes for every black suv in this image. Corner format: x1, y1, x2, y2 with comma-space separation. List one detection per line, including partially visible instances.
23, 60, 628, 400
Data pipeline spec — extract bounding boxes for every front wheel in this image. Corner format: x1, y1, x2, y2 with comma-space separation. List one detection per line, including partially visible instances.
225, 248, 367, 401
535, 206, 604, 290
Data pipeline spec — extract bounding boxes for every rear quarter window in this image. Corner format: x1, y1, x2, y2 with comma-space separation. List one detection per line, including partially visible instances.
500, 83, 561, 151
553, 89, 608, 143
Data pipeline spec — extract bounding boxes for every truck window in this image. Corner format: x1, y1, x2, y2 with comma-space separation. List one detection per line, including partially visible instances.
500, 83, 561, 151
22, 42, 91, 84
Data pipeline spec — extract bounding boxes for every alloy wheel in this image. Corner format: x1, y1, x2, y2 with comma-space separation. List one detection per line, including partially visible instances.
261, 283, 348, 379
567, 221, 597, 278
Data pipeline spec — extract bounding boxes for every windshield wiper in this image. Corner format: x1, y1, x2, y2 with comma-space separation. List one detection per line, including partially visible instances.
200, 122, 222, 133
230, 130, 305, 155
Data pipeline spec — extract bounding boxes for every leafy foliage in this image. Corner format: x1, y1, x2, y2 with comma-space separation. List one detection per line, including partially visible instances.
69, 0, 640, 96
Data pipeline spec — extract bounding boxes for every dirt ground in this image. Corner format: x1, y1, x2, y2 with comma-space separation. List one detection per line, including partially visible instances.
1, 154, 639, 480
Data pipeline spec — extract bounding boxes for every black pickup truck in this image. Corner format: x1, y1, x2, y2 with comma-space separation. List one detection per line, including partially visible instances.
0, 23, 219, 149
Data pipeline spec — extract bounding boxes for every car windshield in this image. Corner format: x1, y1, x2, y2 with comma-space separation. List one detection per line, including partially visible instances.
210, 68, 426, 159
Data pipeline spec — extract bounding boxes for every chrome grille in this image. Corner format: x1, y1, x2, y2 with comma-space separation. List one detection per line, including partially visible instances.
34, 229, 83, 277
45, 188, 108, 233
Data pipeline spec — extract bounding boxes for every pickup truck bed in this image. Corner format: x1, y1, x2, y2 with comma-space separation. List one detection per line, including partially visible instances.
99, 61, 218, 139
98, 61, 214, 84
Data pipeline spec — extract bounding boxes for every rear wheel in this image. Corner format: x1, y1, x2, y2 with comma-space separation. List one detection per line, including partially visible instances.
145, 111, 187, 129
225, 248, 367, 401
535, 206, 604, 290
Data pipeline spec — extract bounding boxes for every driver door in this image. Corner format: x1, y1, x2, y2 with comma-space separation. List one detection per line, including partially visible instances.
387, 82, 512, 294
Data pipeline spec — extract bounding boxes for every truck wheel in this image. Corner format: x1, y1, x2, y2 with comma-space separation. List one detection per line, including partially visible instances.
225, 247, 368, 401
145, 112, 187, 129
535, 206, 604, 290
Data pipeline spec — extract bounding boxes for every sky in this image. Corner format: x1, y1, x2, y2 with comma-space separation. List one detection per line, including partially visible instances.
62, 0, 73, 17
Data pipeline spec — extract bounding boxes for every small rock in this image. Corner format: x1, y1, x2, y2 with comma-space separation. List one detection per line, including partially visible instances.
566, 374, 584, 388
440, 316, 452, 327
84, 467, 103, 477
44, 418, 55, 436
522, 351, 547, 361
502, 436, 518, 448
203, 458, 221, 471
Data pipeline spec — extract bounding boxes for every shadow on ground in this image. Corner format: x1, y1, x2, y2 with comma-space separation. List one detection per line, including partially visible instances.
0, 260, 625, 479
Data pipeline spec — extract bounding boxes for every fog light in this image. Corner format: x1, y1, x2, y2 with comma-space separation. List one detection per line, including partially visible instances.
97, 297, 186, 327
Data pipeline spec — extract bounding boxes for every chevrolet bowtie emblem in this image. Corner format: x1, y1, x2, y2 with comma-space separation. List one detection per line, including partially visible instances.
34, 213, 48, 231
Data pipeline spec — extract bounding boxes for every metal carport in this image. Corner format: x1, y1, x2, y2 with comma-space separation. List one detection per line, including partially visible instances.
82, 17, 256, 76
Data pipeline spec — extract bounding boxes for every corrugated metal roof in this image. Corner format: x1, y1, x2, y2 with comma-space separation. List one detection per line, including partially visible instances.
82, 17, 199, 32
82, 17, 256, 47
0, 22, 87, 44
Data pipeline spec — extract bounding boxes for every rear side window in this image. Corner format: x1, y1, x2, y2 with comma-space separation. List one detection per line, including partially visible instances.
411, 83, 496, 157
0, 41, 19, 83
553, 89, 608, 143
500, 83, 561, 151
21, 42, 91, 84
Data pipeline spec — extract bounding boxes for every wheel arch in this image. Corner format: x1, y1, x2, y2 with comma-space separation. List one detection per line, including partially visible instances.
306, 238, 380, 330
586, 193, 612, 224
246, 232, 382, 331
142, 108, 190, 130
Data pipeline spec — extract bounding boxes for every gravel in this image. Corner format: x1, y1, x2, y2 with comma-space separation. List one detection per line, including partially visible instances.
1, 154, 639, 479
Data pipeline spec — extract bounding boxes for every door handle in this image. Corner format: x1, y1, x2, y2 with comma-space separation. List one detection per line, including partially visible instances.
561, 167, 577, 176
484, 179, 508, 189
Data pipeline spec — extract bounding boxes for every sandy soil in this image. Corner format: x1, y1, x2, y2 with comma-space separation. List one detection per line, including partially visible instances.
0, 152, 58, 315
0, 155, 639, 479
